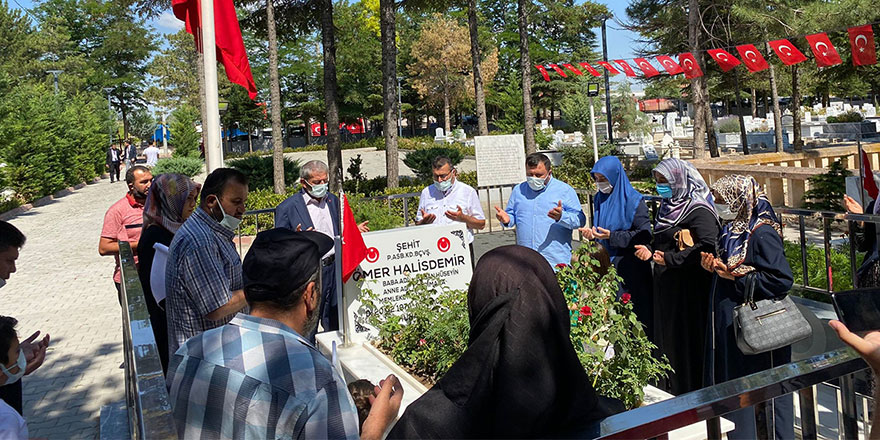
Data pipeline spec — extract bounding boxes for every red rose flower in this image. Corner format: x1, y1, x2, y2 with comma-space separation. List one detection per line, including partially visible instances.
621, 293, 631, 304
418, 338, 427, 346
579, 305, 592, 316
555, 263, 568, 269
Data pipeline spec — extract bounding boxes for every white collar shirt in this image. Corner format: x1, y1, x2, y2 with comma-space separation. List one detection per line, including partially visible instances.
303, 191, 336, 257
416, 179, 485, 243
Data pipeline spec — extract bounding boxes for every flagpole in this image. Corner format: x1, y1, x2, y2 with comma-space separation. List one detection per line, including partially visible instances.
337, 187, 348, 346
201, 0, 223, 172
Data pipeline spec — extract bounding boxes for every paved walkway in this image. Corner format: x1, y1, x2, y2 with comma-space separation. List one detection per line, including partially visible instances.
1, 178, 128, 438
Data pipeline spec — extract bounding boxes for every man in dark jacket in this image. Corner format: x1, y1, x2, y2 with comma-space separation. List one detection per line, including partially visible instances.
274, 160, 369, 332
106, 143, 122, 183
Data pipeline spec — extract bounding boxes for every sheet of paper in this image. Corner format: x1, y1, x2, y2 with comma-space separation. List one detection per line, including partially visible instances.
150, 243, 169, 306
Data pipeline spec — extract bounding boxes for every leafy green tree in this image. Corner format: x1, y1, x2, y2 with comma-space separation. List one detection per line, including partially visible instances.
147, 29, 201, 110
803, 159, 851, 211
128, 108, 155, 142
170, 105, 202, 159
611, 81, 653, 140
559, 78, 605, 135
221, 86, 267, 153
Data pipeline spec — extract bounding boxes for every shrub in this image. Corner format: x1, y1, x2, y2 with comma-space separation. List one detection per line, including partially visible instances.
557, 242, 672, 409
361, 273, 470, 382
535, 127, 554, 149
227, 155, 302, 191
170, 105, 201, 158
239, 186, 300, 235
784, 240, 859, 298
151, 157, 203, 177
803, 159, 850, 211
0, 84, 107, 205
403, 147, 464, 180
716, 117, 741, 133
552, 143, 619, 191
350, 196, 406, 231
827, 111, 864, 123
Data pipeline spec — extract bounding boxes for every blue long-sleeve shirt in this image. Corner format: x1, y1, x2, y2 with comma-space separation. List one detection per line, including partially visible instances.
503, 177, 586, 267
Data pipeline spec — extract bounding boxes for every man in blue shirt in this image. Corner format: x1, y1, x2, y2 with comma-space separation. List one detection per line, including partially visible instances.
494, 153, 586, 267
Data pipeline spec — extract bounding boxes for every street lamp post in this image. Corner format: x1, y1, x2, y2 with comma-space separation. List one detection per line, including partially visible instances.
397, 77, 403, 138
103, 88, 115, 146
46, 70, 63, 95
600, 15, 614, 145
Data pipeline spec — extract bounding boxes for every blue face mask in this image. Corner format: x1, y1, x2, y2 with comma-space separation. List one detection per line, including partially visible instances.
656, 184, 673, 198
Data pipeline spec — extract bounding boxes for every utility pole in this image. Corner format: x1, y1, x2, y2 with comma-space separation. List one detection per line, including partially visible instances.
161, 112, 168, 156
46, 70, 63, 95
397, 77, 403, 138
601, 15, 614, 145
588, 83, 600, 162
103, 88, 115, 145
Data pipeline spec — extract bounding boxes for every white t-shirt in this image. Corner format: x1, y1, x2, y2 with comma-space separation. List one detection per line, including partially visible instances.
144, 146, 160, 167
0, 398, 27, 440
416, 180, 485, 243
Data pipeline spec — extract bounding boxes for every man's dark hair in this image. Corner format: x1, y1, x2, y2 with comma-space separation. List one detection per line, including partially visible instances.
0, 221, 25, 252
125, 139, 132, 145
200, 167, 249, 206
432, 156, 454, 170
125, 165, 151, 185
526, 152, 552, 171
0, 316, 18, 365
245, 269, 319, 311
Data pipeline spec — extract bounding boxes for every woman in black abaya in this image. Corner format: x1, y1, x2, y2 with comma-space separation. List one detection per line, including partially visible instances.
387, 245, 622, 439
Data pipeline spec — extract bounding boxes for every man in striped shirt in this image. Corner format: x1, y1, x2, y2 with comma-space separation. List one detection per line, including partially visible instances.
167, 228, 403, 439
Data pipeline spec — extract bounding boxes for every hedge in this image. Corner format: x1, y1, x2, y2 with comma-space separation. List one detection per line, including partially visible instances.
0, 83, 108, 210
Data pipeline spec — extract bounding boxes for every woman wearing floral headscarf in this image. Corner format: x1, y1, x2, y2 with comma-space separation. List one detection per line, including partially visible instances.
137, 173, 201, 374
700, 175, 794, 440
638, 158, 719, 395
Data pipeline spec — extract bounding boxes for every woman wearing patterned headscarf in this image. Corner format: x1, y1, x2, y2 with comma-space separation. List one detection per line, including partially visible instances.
700, 175, 794, 440
137, 173, 201, 374
638, 158, 719, 395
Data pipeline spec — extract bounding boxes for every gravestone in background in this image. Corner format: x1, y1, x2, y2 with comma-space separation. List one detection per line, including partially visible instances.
474, 134, 527, 188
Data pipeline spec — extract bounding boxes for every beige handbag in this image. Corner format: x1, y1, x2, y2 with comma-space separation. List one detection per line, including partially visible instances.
674, 229, 694, 251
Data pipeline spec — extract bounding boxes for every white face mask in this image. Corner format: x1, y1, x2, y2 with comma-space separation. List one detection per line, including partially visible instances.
716, 203, 737, 220
213, 197, 242, 232
527, 176, 548, 191
434, 177, 454, 193
0, 348, 25, 385
597, 181, 613, 194
306, 182, 328, 199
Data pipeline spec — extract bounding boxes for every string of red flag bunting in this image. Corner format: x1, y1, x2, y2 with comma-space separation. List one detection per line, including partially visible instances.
535, 23, 878, 82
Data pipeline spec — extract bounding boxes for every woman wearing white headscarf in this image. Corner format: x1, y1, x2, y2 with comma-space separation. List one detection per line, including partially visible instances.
637, 158, 719, 395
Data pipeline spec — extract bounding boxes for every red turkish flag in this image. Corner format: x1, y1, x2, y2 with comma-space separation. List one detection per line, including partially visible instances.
561, 64, 583, 76
173, 0, 258, 99
735, 44, 769, 72
341, 194, 367, 283
863, 150, 880, 200
578, 62, 602, 77
768, 39, 807, 65
848, 24, 877, 66
548, 64, 568, 78
678, 53, 703, 79
633, 58, 660, 77
596, 61, 620, 75
535, 65, 550, 82
655, 56, 683, 75
805, 33, 842, 67
614, 60, 637, 77
707, 48, 741, 72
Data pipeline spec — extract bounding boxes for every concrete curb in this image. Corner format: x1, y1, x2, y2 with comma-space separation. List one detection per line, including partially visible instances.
0, 176, 105, 221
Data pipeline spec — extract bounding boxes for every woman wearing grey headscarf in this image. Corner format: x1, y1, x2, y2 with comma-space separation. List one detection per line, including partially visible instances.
635, 158, 719, 395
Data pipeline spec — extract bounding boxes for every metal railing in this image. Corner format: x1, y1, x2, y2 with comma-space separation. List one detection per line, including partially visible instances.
117, 242, 177, 439
580, 347, 870, 439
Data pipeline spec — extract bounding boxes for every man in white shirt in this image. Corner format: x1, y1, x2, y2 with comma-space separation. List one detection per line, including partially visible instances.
144, 142, 160, 167
416, 156, 486, 263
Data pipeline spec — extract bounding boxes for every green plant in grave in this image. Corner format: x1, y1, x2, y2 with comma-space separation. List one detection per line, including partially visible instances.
556, 241, 671, 409
360, 273, 470, 382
